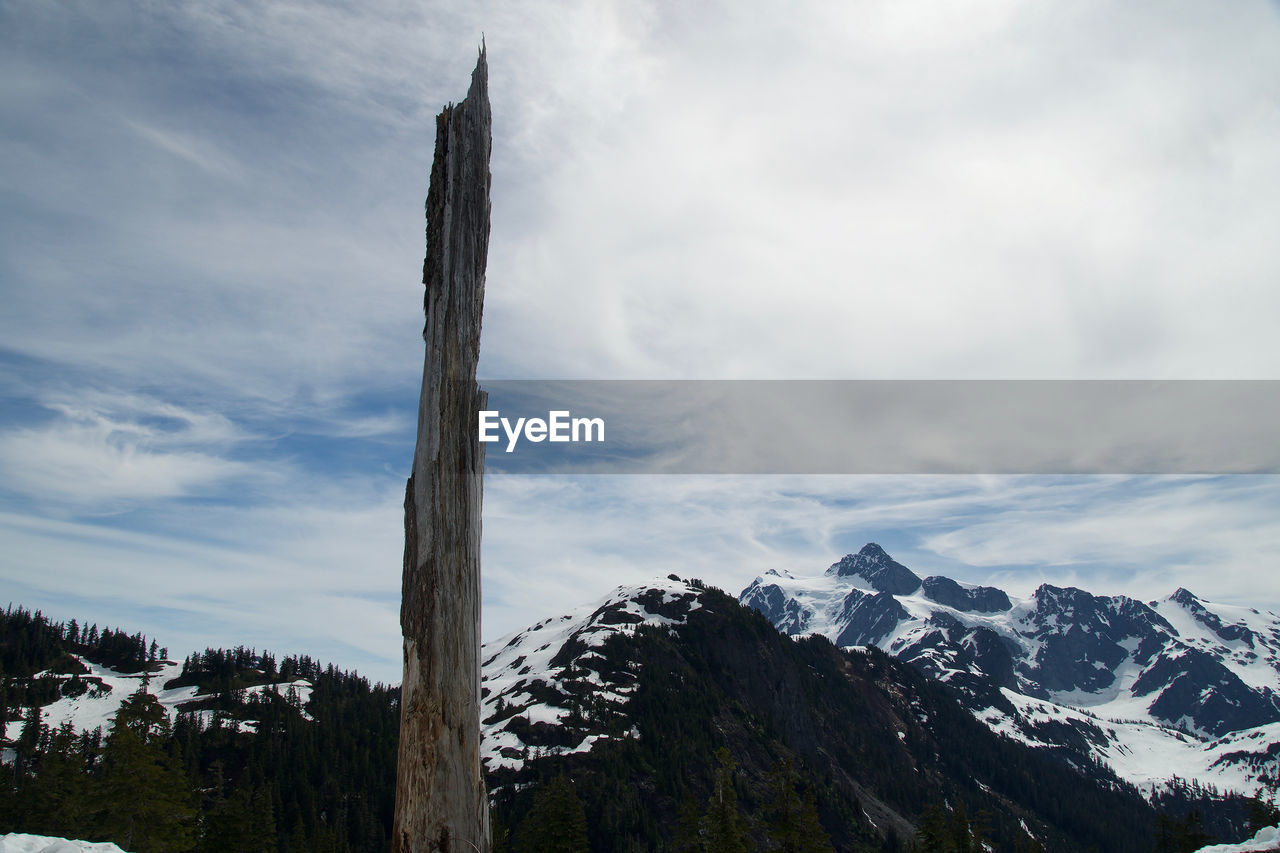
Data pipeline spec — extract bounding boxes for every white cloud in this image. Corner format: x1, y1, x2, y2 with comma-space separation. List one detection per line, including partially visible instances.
3, 0, 1280, 679
0, 393, 260, 504
125, 119, 243, 179
0, 485, 406, 681
921, 476, 1280, 604
7, 0, 1280, 392
478, 0, 1280, 379
481, 475, 1280, 642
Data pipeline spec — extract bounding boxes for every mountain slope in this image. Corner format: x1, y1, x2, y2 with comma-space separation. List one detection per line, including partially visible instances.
1, 606, 396, 852
481, 577, 1162, 851
740, 544, 1280, 796
8, 568, 1270, 851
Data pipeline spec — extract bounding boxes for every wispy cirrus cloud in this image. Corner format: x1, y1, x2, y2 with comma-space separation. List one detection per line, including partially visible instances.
480, 475, 1280, 646
0, 392, 262, 506
0, 493, 405, 680
124, 119, 244, 179
5, 470, 1278, 684
3, 0, 1280, 680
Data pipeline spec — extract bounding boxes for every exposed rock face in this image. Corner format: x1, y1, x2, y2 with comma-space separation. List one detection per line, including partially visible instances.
479, 580, 1161, 853
833, 588, 910, 646
393, 46, 492, 853
826, 543, 922, 595
921, 575, 1012, 613
739, 544, 1280, 794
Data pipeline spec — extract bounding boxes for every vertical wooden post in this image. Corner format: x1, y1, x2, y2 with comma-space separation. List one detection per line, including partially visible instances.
393, 45, 491, 853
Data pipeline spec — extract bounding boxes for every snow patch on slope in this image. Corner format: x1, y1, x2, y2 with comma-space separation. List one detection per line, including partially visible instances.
976, 689, 1280, 794
3, 656, 315, 741
480, 576, 704, 773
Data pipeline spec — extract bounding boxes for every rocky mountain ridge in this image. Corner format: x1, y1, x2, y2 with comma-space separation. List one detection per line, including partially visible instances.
477, 577, 1170, 851
740, 543, 1280, 794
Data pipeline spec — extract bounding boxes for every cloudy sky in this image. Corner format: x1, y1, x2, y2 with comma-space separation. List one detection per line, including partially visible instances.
2, 0, 1279, 684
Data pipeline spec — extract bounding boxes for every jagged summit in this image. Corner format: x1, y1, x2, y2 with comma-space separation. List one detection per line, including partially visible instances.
1171, 587, 1201, 606
826, 542, 922, 595
741, 546, 1280, 797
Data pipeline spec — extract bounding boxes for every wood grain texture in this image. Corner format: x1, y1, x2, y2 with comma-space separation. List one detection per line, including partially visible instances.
393, 46, 491, 853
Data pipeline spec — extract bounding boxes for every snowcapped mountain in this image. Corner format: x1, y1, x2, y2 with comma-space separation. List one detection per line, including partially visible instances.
477, 573, 1172, 851
479, 575, 703, 772
740, 543, 1280, 796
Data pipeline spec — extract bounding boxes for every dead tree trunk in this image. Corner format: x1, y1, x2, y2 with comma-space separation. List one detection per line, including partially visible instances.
393, 46, 492, 853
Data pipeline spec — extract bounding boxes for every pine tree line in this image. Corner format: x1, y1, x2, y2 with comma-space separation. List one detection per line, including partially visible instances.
1, 604, 167, 678
494, 753, 832, 853
1, 666, 398, 851
6, 599, 1278, 852
1, 606, 398, 852
1148, 776, 1280, 853
3, 689, 196, 850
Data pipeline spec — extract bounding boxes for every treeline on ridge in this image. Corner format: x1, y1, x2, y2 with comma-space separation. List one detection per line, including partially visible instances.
2, 599, 1276, 851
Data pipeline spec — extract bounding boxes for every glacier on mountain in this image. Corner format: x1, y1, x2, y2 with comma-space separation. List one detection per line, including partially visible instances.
740, 543, 1280, 796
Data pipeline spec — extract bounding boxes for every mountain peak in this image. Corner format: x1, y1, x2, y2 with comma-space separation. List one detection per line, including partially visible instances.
480, 576, 709, 772
826, 543, 922, 596
741, 554, 1280, 800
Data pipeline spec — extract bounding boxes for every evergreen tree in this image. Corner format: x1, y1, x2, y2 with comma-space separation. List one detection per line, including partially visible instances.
95, 688, 196, 852
1246, 788, 1280, 834
969, 809, 993, 851
703, 748, 750, 853
286, 818, 309, 853
1154, 814, 1176, 853
674, 788, 705, 853
1175, 809, 1213, 852
0, 612, 400, 852
917, 803, 948, 853
1154, 808, 1216, 853
948, 801, 972, 853
16, 704, 42, 757
491, 804, 511, 853
513, 776, 589, 853
24, 722, 92, 839
198, 778, 277, 853
763, 758, 832, 853
1014, 833, 1046, 853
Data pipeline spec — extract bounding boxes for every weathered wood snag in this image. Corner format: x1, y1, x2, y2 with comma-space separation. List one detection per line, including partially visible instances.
393, 46, 491, 853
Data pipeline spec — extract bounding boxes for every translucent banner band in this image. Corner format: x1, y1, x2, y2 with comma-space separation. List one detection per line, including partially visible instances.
475, 380, 1280, 475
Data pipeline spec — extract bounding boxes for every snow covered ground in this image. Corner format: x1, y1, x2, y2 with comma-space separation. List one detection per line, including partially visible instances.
2, 658, 191, 743
2, 656, 314, 742
0, 834, 127, 853
975, 689, 1280, 795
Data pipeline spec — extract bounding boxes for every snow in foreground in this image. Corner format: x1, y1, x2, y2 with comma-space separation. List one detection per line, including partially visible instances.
0, 834, 127, 853
4, 818, 1276, 852
1196, 825, 1280, 852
